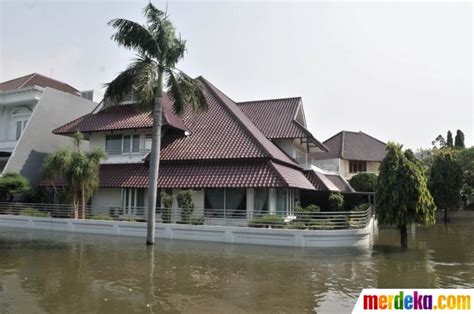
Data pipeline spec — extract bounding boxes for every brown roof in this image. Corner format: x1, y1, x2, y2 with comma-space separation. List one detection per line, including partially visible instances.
0, 73, 79, 95
96, 161, 314, 189
304, 169, 354, 192
155, 77, 300, 166
53, 97, 187, 134
237, 98, 327, 151
52, 76, 320, 189
310, 131, 386, 162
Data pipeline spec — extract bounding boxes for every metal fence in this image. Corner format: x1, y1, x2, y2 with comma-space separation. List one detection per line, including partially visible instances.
0, 202, 372, 230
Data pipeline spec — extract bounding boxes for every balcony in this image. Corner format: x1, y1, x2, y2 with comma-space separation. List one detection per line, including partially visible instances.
294, 157, 339, 173
0, 140, 17, 153
103, 148, 150, 164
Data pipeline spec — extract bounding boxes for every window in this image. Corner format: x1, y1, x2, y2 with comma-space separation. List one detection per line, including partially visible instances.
253, 188, 268, 216
15, 119, 28, 140
349, 160, 367, 173
122, 188, 145, 216
277, 189, 295, 216
106, 134, 141, 154
204, 188, 247, 218
145, 134, 152, 151
105, 135, 122, 154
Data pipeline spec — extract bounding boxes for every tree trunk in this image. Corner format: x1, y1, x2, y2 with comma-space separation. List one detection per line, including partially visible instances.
81, 185, 86, 219
400, 225, 408, 249
146, 95, 163, 245
444, 208, 448, 224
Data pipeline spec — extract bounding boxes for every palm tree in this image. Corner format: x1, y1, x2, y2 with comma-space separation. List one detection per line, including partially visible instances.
42, 134, 106, 219
104, 2, 207, 244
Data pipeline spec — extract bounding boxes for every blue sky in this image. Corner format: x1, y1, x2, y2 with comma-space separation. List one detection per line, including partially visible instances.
1, 0, 472, 149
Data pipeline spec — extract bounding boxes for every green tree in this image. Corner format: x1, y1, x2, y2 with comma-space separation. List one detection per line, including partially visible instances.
414, 148, 436, 173
0, 173, 30, 202
42, 135, 106, 219
454, 130, 465, 148
432, 134, 446, 149
428, 150, 464, 223
375, 143, 436, 248
104, 3, 208, 244
177, 190, 194, 224
328, 192, 344, 211
446, 131, 453, 148
457, 147, 474, 207
349, 173, 378, 192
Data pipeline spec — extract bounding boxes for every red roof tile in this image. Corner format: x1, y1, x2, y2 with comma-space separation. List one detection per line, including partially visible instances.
0, 73, 79, 95
237, 98, 327, 151
304, 169, 354, 192
53, 97, 187, 134
97, 160, 313, 189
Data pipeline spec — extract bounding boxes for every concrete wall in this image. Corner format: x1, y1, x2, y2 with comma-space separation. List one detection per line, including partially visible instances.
3, 88, 96, 185
0, 214, 374, 248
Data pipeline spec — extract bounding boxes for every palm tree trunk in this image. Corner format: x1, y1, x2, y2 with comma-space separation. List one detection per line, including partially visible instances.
81, 185, 86, 219
444, 208, 448, 224
146, 95, 163, 244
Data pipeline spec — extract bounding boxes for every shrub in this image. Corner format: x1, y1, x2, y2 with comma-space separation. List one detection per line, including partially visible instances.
88, 213, 113, 221
248, 214, 285, 229
287, 222, 307, 230
349, 173, 378, 192
190, 216, 205, 225
160, 192, 173, 223
19, 208, 51, 218
295, 204, 321, 224
177, 190, 194, 224
307, 219, 336, 230
355, 203, 370, 211
328, 192, 344, 211
0, 173, 30, 202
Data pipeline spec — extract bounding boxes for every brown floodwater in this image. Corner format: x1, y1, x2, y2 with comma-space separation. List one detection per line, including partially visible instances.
0, 219, 473, 313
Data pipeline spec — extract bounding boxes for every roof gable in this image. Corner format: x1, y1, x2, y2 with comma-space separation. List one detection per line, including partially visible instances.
310, 131, 386, 161
0, 73, 79, 95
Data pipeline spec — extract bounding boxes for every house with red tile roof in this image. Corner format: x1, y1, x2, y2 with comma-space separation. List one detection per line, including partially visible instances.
0, 73, 96, 184
309, 131, 387, 179
53, 77, 353, 218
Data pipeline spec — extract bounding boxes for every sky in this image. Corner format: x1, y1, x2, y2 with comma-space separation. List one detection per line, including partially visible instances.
1, 0, 472, 149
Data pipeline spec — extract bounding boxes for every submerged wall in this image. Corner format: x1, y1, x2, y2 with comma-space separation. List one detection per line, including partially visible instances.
0, 215, 374, 248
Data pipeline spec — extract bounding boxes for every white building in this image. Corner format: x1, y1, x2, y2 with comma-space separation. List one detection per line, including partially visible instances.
0, 73, 97, 185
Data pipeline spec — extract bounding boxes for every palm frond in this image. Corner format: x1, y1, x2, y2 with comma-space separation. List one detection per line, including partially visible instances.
143, 2, 166, 33
131, 55, 160, 111
104, 55, 159, 107
166, 70, 208, 116
165, 35, 186, 68
165, 69, 185, 115
108, 18, 160, 59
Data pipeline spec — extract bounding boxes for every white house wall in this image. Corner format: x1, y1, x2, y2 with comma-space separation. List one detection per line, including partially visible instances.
3, 88, 96, 185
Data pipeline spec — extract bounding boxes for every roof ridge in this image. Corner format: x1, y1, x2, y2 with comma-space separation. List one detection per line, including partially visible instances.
236, 96, 301, 105
340, 131, 346, 159
198, 77, 299, 168
322, 130, 344, 144
358, 131, 387, 145
18, 73, 38, 88
32, 73, 80, 92
0, 73, 34, 85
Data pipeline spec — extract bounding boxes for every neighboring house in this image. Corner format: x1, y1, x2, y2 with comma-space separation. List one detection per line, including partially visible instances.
52, 77, 353, 219
0, 73, 97, 185
309, 131, 386, 179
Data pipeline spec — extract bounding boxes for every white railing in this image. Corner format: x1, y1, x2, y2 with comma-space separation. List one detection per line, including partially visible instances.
0, 202, 372, 230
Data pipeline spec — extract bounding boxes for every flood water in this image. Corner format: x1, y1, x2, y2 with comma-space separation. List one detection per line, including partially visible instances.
0, 219, 473, 313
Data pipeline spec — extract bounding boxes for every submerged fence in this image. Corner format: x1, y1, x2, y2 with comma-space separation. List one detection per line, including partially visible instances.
0, 202, 372, 231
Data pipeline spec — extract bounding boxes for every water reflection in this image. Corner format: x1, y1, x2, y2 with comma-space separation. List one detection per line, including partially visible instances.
0, 218, 473, 313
